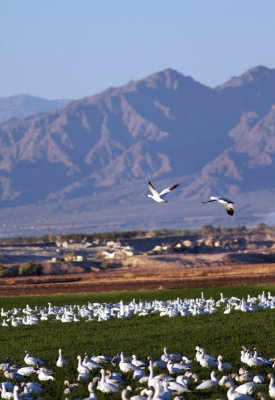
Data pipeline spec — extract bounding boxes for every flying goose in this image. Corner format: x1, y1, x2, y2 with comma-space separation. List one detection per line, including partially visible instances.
202, 196, 234, 216
147, 181, 180, 203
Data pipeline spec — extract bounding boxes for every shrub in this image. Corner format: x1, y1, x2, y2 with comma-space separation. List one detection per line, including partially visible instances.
100, 260, 111, 270
19, 262, 43, 276
0, 264, 15, 277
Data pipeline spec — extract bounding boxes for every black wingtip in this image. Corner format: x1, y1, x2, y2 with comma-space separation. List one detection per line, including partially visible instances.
170, 183, 180, 191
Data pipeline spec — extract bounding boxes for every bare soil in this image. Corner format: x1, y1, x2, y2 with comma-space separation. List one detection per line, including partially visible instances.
0, 259, 275, 296
1, 233, 275, 296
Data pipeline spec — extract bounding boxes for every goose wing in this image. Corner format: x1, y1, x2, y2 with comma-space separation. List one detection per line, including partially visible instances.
218, 196, 234, 204
159, 183, 180, 197
202, 196, 219, 204
148, 182, 159, 196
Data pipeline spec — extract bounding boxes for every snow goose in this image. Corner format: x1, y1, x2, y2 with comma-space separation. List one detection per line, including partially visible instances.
77, 355, 89, 374
153, 378, 172, 400
253, 375, 265, 384
268, 373, 275, 399
0, 383, 14, 400
219, 375, 235, 388
147, 181, 180, 203
227, 385, 255, 400
0, 383, 13, 393
235, 381, 257, 395
217, 355, 232, 371
83, 355, 102, 371
78, 371, 90, 382
16, 365, 37, 377
119, 352, 138, 373
83, 379, 98, 400
63, 380, 79, 395
167, 378, 192, 394
202, 196, 234, 216
97, 369, 120, 394
4, 369, 24, 381
11, 318, 22, 327
133, 368, 147, 381
161, 347, 182, 362
147, 356, 166, 369
12, 385, 20, 400
195, 371, 218, 390
252, 347, 273, 367
56, 348, 67, 368
121, 385, 154, 400
105, 370, 124, 385
197, 348, 218, 368
22, 382, 44, 395
148, 359, 167, 388
167, 360, 186, 374
24, 351, 44, 366
37, 367, 55, 381
131, 354, 147, 368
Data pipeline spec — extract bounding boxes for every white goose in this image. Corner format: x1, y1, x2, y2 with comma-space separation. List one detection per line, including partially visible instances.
217, 355, 232, 371
76, 355, 89, 374
147, 182, 180, 203
63, 380, 79, 395
161, 347, 182, 362
56, 348, 67, 368
121, 385, 154, 400
167, 360, 186, 374
268, 374, 275, 399
82, 355, 102, 370
83, 379, 98, 400
22, 382, 44, 395
24, 351, 44, 366
17, 365, 37, 376
235, 381, 257, 395
195, 371, 218, 390
37, 367, 55, 381
167, 378, 192, 394
97, 369, 120, 394
202, 196, 234, 216
131, 354, 147, 368
227, 385, 255, 400
196, 348, 218, 368
0, 383, 14, 400
119, 352, 138, 373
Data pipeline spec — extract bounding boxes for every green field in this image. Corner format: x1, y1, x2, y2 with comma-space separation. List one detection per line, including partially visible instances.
0, 284, 274, 399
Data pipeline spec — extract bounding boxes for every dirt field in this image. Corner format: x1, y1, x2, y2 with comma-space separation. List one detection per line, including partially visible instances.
1, 232, 275, 296
1, 259, 275, 296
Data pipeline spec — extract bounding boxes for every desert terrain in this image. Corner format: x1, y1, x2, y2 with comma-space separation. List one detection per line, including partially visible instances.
0, 229, 275, 296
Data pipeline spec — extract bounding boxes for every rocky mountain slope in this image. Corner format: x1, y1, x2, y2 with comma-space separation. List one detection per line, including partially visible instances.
0, 66, 274, 234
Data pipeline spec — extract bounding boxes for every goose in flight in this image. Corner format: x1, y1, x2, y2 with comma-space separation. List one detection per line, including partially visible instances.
202, 196, 234, 216
147, 181, 180, 203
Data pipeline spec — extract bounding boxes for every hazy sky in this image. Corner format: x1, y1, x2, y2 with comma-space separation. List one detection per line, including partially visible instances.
1, 0, 275, 99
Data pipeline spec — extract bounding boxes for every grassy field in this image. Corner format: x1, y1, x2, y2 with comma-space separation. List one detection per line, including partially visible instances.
0, 284, 274, 399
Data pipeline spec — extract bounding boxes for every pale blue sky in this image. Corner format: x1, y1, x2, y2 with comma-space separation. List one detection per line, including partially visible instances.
1, 0, 275, 99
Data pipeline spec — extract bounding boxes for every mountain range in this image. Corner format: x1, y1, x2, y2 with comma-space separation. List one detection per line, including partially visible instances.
0, 66, 274, 236
0, 94, 71, 124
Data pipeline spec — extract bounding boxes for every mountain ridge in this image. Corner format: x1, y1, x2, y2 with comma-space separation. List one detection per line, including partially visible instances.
0, 94, 71, 124
0, 66, 275, 234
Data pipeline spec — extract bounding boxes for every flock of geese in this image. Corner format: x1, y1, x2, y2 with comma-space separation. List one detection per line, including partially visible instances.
147, 181, 235, 216
0, 346, 274, 399
1, 291, 274, 328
